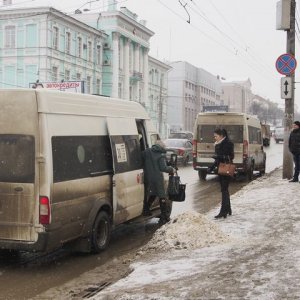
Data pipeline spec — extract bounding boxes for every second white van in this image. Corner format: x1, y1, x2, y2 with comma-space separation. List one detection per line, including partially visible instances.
192, 112, 266, 180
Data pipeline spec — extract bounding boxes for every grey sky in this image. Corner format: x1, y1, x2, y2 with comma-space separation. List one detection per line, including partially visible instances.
5, 0, 297, 107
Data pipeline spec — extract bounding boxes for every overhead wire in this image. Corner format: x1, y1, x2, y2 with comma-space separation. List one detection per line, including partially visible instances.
158, 0, 280, 96
156, 0, 237, 56
201, 0, 276, 73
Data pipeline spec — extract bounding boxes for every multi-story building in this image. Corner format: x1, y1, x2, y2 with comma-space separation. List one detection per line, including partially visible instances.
73, 3, 170, 137
148, 56, 171, 139
221, 78, 253, 113
0, 7, 107, 93
167, 61, 222, 132
72, 4, 153, 106
0, 3, 171, 137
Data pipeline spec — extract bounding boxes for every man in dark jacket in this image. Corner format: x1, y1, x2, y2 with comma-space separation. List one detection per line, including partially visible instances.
142, 140, 175, 225
288, 121, 300, 182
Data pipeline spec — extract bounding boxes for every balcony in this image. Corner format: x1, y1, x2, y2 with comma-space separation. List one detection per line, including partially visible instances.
130, 71, 143, 82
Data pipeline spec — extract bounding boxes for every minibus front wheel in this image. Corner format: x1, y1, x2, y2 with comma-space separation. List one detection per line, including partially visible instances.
91, 211, 111, 253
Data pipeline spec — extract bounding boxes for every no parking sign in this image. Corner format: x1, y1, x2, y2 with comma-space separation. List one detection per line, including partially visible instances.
276, 53, 297, 75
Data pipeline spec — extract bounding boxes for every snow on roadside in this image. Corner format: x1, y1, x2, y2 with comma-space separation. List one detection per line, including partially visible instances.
137, 211, 231, 254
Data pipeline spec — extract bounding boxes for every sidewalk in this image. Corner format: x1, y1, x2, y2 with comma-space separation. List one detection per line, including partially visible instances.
94, 168, 300, 300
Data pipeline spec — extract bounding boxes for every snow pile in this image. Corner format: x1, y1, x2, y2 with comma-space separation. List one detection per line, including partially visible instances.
139, 211, 231, 253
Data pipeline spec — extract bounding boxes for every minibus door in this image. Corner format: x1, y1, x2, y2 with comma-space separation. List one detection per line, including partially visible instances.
107, 117, 144, 225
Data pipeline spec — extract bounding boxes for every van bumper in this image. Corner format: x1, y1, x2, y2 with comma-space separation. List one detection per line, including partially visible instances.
0, 232, 49, 252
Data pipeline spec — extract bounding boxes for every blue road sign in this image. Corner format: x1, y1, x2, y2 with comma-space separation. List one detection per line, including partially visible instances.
276, 53, 297, 75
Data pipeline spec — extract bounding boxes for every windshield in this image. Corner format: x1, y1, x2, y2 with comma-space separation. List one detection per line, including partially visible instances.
197, 125, 244, 143
0, 134, 35, 183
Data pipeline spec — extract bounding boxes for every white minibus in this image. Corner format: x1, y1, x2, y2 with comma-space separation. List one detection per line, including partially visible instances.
0, 89, 171, 253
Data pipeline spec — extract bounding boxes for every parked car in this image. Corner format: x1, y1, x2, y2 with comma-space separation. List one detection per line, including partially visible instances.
274, 127, 284, 143
164, 138, 193, 166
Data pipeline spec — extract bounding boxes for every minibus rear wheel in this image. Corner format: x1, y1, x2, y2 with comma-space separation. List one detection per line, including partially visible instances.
91, 211, 111, 253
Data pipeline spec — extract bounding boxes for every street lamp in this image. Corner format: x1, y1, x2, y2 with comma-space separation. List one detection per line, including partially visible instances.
74, 0, 100, 14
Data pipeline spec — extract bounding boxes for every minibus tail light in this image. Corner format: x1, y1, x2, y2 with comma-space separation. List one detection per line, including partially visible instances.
243, 140, 249, 159
192, 139, 197, 157
39, 196, 50, 225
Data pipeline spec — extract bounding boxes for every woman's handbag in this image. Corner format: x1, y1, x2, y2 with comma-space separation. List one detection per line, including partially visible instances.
168, 174, 186, 202
218, 162, 236, 177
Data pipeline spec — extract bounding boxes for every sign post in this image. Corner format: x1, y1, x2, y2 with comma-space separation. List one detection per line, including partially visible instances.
276, 52, 297, 179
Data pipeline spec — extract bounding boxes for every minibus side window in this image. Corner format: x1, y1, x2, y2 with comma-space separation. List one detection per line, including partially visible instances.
110, 135, 142, 174
52, 135, 113, 182
248, 126, 262, 144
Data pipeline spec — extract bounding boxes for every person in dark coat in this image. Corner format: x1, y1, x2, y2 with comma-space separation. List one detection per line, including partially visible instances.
209, 128, 234, 219
288, 121, 300, 182
142, 140, 175, 225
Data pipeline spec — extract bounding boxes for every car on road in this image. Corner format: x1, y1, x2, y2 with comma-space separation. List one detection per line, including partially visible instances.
164, 138, 193, 166
274, 127, 284, 143
168, 131, 193, 141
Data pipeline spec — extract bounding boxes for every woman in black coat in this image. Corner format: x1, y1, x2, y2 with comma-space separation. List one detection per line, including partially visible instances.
211, 128, 234, 219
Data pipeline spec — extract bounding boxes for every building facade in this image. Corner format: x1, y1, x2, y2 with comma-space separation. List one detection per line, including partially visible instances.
73, 4, 170, 137
0, 7, 107, 93
167, 61, 222, 132
148, 56, 171, 139
73, 5, 153, 107
221, 78, 253, 113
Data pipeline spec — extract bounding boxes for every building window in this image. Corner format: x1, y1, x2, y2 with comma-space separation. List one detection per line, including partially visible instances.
26, 24, 37, 47
118, 82, 122, 98
5, 25, 15, 48
88, 41, 92, 62
96, 78, 101, 94
53, 27, 59, 50
65, 69, 70, 81
77, 36, 82, 58
52, 66, 58, 81
76, 73, 81, 80
96, 45, 101, 65
86, 76, 91, 94
66, 32, 71, 54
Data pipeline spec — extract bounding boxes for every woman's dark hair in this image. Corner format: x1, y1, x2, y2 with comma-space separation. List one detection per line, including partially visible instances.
214, 128, 228, 137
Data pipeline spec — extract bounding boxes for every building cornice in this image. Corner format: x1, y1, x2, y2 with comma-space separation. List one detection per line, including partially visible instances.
149, 56, 172, 71
0, 7, 108, 38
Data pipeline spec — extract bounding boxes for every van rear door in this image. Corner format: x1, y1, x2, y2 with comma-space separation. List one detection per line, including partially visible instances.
0, 91, 38, 243
106, 117, 144, 225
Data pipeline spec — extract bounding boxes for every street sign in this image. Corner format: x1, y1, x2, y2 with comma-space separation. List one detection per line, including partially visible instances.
281, 77, 292, 99
276, 53, 297, 75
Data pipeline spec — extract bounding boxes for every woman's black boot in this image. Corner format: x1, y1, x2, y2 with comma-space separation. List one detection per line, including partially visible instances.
228, 208, 232, 216
214, 212, 227, 219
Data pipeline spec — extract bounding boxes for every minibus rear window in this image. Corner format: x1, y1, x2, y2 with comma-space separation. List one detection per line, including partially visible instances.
0, 134, 35, 183
198, 125, 243, 143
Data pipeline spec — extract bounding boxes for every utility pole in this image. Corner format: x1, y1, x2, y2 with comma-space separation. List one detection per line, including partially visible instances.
282, 0, 296, 179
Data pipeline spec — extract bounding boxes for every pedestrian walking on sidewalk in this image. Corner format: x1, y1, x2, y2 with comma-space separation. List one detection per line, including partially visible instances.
288, 121, 300, 182
142, 140, 175, 225
209, 128, 234, 219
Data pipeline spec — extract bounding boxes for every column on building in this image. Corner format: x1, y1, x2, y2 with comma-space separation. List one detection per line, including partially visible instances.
134, 43, 140, 102
143, 47, 149, 107
123, 37, 130, 100
112, 32, 119, 98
